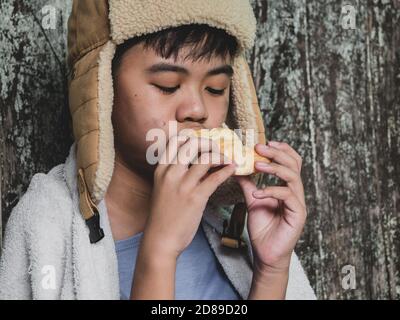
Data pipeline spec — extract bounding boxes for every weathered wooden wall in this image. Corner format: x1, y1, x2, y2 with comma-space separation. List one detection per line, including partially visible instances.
250, 0, 400, 299
0, 1, 73, 247
0, 0, 399, 299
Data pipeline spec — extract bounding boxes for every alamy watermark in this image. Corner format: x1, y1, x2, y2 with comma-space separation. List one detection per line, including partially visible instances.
41, 5, 58, 30
341, 264, 356, 290
145, 121, 258, 167
41, 265, 56, 290
341, 5, 357, 30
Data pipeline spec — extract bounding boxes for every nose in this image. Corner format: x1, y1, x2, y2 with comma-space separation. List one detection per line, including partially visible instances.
176, 88, 208, 123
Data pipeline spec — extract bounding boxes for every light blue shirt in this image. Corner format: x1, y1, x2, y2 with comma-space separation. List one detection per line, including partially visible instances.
114, 222, 241, 300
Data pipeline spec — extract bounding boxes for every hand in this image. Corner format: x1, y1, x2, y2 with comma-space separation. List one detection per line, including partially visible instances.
235, 141, 307, 274
143, 134, 237, 261
132, 134, 237, 299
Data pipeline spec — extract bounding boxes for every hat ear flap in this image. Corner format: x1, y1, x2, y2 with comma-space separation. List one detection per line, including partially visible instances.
226, 53, 266, 146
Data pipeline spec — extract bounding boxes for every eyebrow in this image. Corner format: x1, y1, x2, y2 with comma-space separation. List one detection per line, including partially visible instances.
145, 63, 234, 78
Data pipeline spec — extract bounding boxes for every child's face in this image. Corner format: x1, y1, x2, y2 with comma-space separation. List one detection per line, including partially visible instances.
112, 42, 233, 178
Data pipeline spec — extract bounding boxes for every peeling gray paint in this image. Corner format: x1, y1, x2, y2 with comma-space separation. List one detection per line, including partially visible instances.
0, 0, 73, 245
250, 0, 400, 299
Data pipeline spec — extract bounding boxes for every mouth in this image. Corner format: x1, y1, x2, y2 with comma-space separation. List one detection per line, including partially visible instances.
177, 126, 206, 139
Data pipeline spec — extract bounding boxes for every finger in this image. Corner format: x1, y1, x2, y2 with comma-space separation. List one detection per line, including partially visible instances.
174, 137, 221, 168
184, 152, 232, 187
254, 161, 298, 183
197, 162, 237, 198
268, 141, 303, 173
157, 135, 190, 176
234, 175, 257, 204
164, 137, 219, 181
234, 176, 282, 213
255, 161, 306, 207
252, 186, 306, 215
255, 144, 299, 173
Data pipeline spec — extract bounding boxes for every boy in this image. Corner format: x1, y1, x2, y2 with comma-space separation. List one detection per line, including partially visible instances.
0, 0, 316, 300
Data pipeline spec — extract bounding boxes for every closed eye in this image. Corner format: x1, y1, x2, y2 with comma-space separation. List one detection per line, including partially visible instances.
153, 84, 226, 96
206, 87, 226, 96
153, 84, 180, 95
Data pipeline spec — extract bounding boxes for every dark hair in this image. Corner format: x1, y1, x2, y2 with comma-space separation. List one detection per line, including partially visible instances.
112, 24, 239, 78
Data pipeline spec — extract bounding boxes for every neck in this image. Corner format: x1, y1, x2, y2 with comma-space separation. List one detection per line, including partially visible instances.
105, 155, 153, 241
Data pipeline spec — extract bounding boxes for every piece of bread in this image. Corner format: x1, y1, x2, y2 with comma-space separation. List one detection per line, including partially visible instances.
186, 127, 271, 176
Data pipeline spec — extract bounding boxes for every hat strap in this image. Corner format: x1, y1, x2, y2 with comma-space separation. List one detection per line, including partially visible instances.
221, 202, 247, 249
77, 168, 105, 243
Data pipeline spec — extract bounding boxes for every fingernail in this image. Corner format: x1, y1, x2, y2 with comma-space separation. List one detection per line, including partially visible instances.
253, 190, 264, 197
255, 161, 270, 168
268, 141, 280, 147
259, 144, 270, 152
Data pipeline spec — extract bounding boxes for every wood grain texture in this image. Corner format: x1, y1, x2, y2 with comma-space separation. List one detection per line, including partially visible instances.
249, 0, 400, 299
0, 0, 399, 299
0, 0, 73, 245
